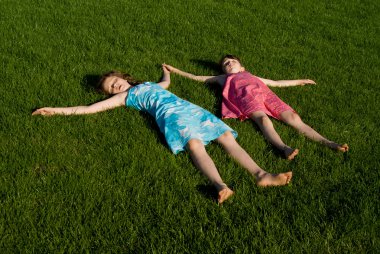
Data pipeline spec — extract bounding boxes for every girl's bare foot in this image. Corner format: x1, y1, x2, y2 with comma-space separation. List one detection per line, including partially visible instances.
256, 172, 292, 187
326, 142, 349, 152
285, 148, 299, 160
337, 143, 349, 152
218, 187, 234, 204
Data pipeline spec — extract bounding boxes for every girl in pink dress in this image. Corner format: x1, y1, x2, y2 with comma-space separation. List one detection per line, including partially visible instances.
163, 55, 348, 160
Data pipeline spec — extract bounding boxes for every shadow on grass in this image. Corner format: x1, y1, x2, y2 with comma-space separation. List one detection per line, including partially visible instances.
196, 184, 219, 203
196, 183, 237, 203
81, 74, 103, 92
343, 150, 350, 163
190, 59, 222, 74
138, 111, 168, 149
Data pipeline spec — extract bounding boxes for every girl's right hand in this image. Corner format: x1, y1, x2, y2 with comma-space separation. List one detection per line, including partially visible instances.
32, 108, 56, 116
162, 63, 175, 73
162, 64, 170, 74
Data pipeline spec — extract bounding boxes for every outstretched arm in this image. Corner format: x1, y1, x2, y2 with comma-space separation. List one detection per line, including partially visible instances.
257, 77, 316, 87
32, 92, 128, 116
162, 63, 225, 86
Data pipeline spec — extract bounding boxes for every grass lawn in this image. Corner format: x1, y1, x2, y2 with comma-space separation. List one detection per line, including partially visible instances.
1, 0, 379, 252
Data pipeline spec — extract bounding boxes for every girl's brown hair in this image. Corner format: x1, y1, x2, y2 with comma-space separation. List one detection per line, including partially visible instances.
98, 70, 141, 94
219, 54, 242, 67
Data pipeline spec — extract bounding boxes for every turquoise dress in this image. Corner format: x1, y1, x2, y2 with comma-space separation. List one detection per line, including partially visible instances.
126, 82, 237, 154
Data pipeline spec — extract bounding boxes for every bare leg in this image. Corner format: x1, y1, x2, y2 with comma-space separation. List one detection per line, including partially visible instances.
216, 132, 292, 186
187, 139, 234, 204
249, 111, 299, 160
280, 111, 349, 152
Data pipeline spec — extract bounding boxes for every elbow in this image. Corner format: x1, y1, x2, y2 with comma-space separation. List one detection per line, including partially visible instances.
194, 76, 206, 82
267, 81, 280, 87
162, 81, 171, 89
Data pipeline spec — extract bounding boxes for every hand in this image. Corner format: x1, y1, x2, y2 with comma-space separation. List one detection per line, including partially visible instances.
162, 63, 175, 73
299, 79, 316, 86
32, 107, 56, 116
162, 63, 170, 74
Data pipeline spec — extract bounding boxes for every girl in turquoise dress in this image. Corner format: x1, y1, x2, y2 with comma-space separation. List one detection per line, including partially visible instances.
33, 65, 292, 204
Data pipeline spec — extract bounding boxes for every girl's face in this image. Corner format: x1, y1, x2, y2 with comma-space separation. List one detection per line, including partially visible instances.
222, 58, 245, 74
103, 76, 131, 94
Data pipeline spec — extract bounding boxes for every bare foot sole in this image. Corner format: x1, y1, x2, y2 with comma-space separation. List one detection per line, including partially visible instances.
256, 172, 293, 187
285, 148, 299, 160
218, 187, 234, 204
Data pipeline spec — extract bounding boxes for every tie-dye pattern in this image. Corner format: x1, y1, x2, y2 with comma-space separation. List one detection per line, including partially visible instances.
126, 82, 237, 154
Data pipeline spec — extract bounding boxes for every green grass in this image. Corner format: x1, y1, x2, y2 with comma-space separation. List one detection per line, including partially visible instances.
1, 0, 379, 252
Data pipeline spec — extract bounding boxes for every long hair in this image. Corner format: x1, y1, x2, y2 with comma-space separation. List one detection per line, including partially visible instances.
98, 70, 141, 94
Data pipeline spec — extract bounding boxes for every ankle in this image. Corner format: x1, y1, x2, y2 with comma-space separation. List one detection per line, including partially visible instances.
255, 171, 267, 179
215, 183, 228, 192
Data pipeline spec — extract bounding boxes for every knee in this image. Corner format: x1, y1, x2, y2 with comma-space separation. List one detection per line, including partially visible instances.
216, 131, 235, 143
254, 115, 272, 127
283, 112, 302, 125
187, 139, 204, 152
219, 131, 234, 141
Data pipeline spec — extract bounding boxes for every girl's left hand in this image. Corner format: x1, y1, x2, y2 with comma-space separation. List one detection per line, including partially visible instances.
32, 107, 56, 116
300, 79, 316, 86
162, 64, 170, 74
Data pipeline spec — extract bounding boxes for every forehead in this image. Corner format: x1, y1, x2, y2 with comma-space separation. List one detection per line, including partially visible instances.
102, 76, 118, 93
103, 76, 117, 86
222, 57, 239, 63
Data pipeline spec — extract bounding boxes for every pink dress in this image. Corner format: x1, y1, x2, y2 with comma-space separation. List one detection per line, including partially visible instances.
221, 71, 294, 120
